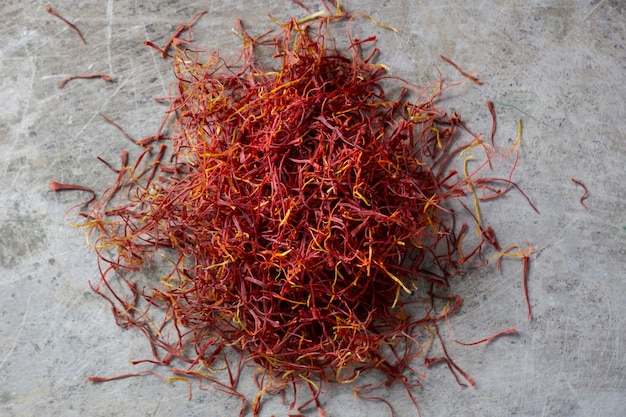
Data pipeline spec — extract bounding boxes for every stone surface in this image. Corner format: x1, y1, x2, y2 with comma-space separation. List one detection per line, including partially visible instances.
0, 1, 624, 416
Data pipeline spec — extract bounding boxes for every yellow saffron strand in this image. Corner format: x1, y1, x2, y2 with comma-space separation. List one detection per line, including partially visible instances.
463, 154, 482, 233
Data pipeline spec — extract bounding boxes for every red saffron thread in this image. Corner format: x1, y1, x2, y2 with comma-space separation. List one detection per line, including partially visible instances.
156, 10, 207, 57
98, 113, 138, 145
571, 177, 589, 211
486, 100, 497, 147
58, 74, 112, 89
46, 6, 87, 44
440, 55, 482, 85
495, 242, 536, 321
49, 180, 96, 214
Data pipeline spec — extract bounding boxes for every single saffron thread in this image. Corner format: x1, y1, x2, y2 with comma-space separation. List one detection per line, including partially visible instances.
571, 177, 589, 211
58, 74, 112, 89
46, 6, 87, 44
440, 55, 482, 85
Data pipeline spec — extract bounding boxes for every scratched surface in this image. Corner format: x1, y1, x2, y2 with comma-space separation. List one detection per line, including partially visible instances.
1, 1, 625, 416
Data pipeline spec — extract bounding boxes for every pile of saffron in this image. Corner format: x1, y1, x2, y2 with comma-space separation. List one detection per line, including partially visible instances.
52, 4, 537, 417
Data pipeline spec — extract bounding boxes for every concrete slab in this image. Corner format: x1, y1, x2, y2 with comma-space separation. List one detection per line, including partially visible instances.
1, 1, 624, 416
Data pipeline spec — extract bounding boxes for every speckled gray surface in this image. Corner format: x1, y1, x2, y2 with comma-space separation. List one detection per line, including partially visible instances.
1, 1, 625, 416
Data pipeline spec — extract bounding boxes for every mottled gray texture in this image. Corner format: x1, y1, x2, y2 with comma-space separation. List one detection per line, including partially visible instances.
1, 1, 624, 416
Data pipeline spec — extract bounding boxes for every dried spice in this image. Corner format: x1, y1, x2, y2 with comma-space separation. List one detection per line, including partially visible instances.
46, 6, 87, 44
52, 3, 536, 416
571, 177, 589, 211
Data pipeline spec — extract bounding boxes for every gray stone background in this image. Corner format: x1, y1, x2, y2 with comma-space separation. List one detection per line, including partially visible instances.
1, 1, 624, 416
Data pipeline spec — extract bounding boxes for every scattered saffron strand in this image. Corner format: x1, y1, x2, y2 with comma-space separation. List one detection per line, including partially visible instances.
494, 243, 536, 321
58, 74, 112, 89
46, 6, 87, 44
444, 314, 517, 346
463, 154, 483, 234
571, 177, 589, 211
454, 328, 518, 346
427, 322, 477, 388
88, 370, 168, 383
522, 255, 531, 320
49, 181, 96, 205
49, 181, 97, 216
291, 0, 312, 13
98, 113, 138, 145
486, 100, 497, 147
160, 10, 208, 57
143, 40, 167, 55
440, 55, 482, 85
